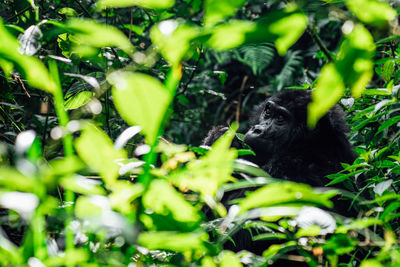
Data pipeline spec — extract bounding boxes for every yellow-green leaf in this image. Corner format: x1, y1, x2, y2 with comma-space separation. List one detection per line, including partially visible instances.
108, 71, 172, 145
346, 0, 396, 27
75, 123, 127, 185
96, 0, 175, 9
138, 231, 208, 252
204, 0, 246, 26
66, 18, 134, 56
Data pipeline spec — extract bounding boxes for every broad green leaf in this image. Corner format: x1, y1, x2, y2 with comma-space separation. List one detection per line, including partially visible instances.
142, 179, 201, 224
168, 126, 238, 197
138, 231, 208, 252
207, 20, 256, 50
108, 71, 172, 145
96, 0, 175, 9
308, 64, 345, 128
204, 0, 246, 26
375, 116, 400, 135
346, 0, 396, 27
0, 167, 34, 192
220, 251, 243, 267
239, 182, 336, 212
336, 218, 382, 234
360, 260, 383, 267
65, 18, 134, 56
75, 195, 106, 218
207, 9, 307, 55
336, 24, 375, 98
109, 181, 144, 214
75, 123, 127, 185
150, 21, 201, 66
0, 19, 54, 93
64, 91, 94, 110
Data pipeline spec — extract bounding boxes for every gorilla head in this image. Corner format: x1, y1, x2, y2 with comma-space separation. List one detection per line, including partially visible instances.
243, 90, 356, 186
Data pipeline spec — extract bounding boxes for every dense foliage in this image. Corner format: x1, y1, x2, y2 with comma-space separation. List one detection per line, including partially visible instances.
1, 0, 400, 266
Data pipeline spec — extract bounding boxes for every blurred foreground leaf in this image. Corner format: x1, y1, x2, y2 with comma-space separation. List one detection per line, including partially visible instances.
75, 123, 127, 185
96, 0, 175, 9
108, 71, 172, 145
346, 0, 396, 27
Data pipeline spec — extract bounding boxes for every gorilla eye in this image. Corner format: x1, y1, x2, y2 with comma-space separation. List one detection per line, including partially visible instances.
264, 107, 271, 117
277, 114, 285, 123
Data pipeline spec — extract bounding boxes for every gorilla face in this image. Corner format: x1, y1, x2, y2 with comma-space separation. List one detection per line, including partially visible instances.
244, 98, 295, 158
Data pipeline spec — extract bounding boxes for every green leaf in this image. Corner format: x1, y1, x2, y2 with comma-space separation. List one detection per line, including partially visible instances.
64, 91, 94, 110
207, 9, 307, 55
336, 218, 382, 234
336, 24, 375, 98
109, 181, 144, 214
75, 123, 127, 185
142, 180, 201, 224
168, 125, 238, 197
96, 0, 175, 9
150, 21, 201, 66
65, 18, 134, 56
0, 19, 55, 93
220, 250, 243, 267
0, 166, 35, 192
375, 116, 400, 135
308, 64, 345, 128
204, 0, 247, 26
346, 0, 396, 27
60, 175, 106, 195
108, 71, 172, 145
239, 182, 336, 212
138, 231, 208, 252
360, 260, 383, 267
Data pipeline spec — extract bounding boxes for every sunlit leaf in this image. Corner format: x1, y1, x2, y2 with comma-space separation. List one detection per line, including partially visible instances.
220, 250, 243, 267
336, 24, 375, 98
239, 182, 336, 212
360, 260, 383, 267
207, 9, 307, 55
138, 231, 208, 252
150, 21, 201, 66
143, 179, 201, 224
204, 0, 246, 26
308, 64, 345, 128
60, 175, 106, 195
336, 218, 382, 234
65, 18, 134, 56
109, 181, 144, 214
108, 71, 172, 145
75, 123, 127, 185
64, 91, 94, 110
96, 0, 175, 9
375, 116, 400, 135
346, 0, 396, 27
0, 166, 35, 191
0, 19, 54, 93
168, 125, 238, 197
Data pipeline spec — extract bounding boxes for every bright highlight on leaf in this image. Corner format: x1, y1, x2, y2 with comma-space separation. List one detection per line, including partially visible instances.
0, 19, 55, 93
108, 71, 172, 145
150, 21, 201, 66
75, 123, 127, 185
346, 0, 396, 27
65, 18, 134, 57
96, 0, 175, 9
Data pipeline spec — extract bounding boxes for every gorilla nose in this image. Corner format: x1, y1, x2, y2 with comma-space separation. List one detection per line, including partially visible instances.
252, 125, 264, 136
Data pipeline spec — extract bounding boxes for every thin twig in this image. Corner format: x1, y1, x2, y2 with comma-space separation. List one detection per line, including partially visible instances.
236, 75, 248, 123
13, 74, 31, 98
5, 6, 32, 22
307, 24, 333, 62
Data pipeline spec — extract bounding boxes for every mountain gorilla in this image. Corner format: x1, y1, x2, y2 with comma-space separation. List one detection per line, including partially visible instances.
203, 90, 358, 256
204, 89, 357, 186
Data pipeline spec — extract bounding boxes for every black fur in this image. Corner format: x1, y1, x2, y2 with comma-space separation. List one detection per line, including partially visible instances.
203, 90, 358, 258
